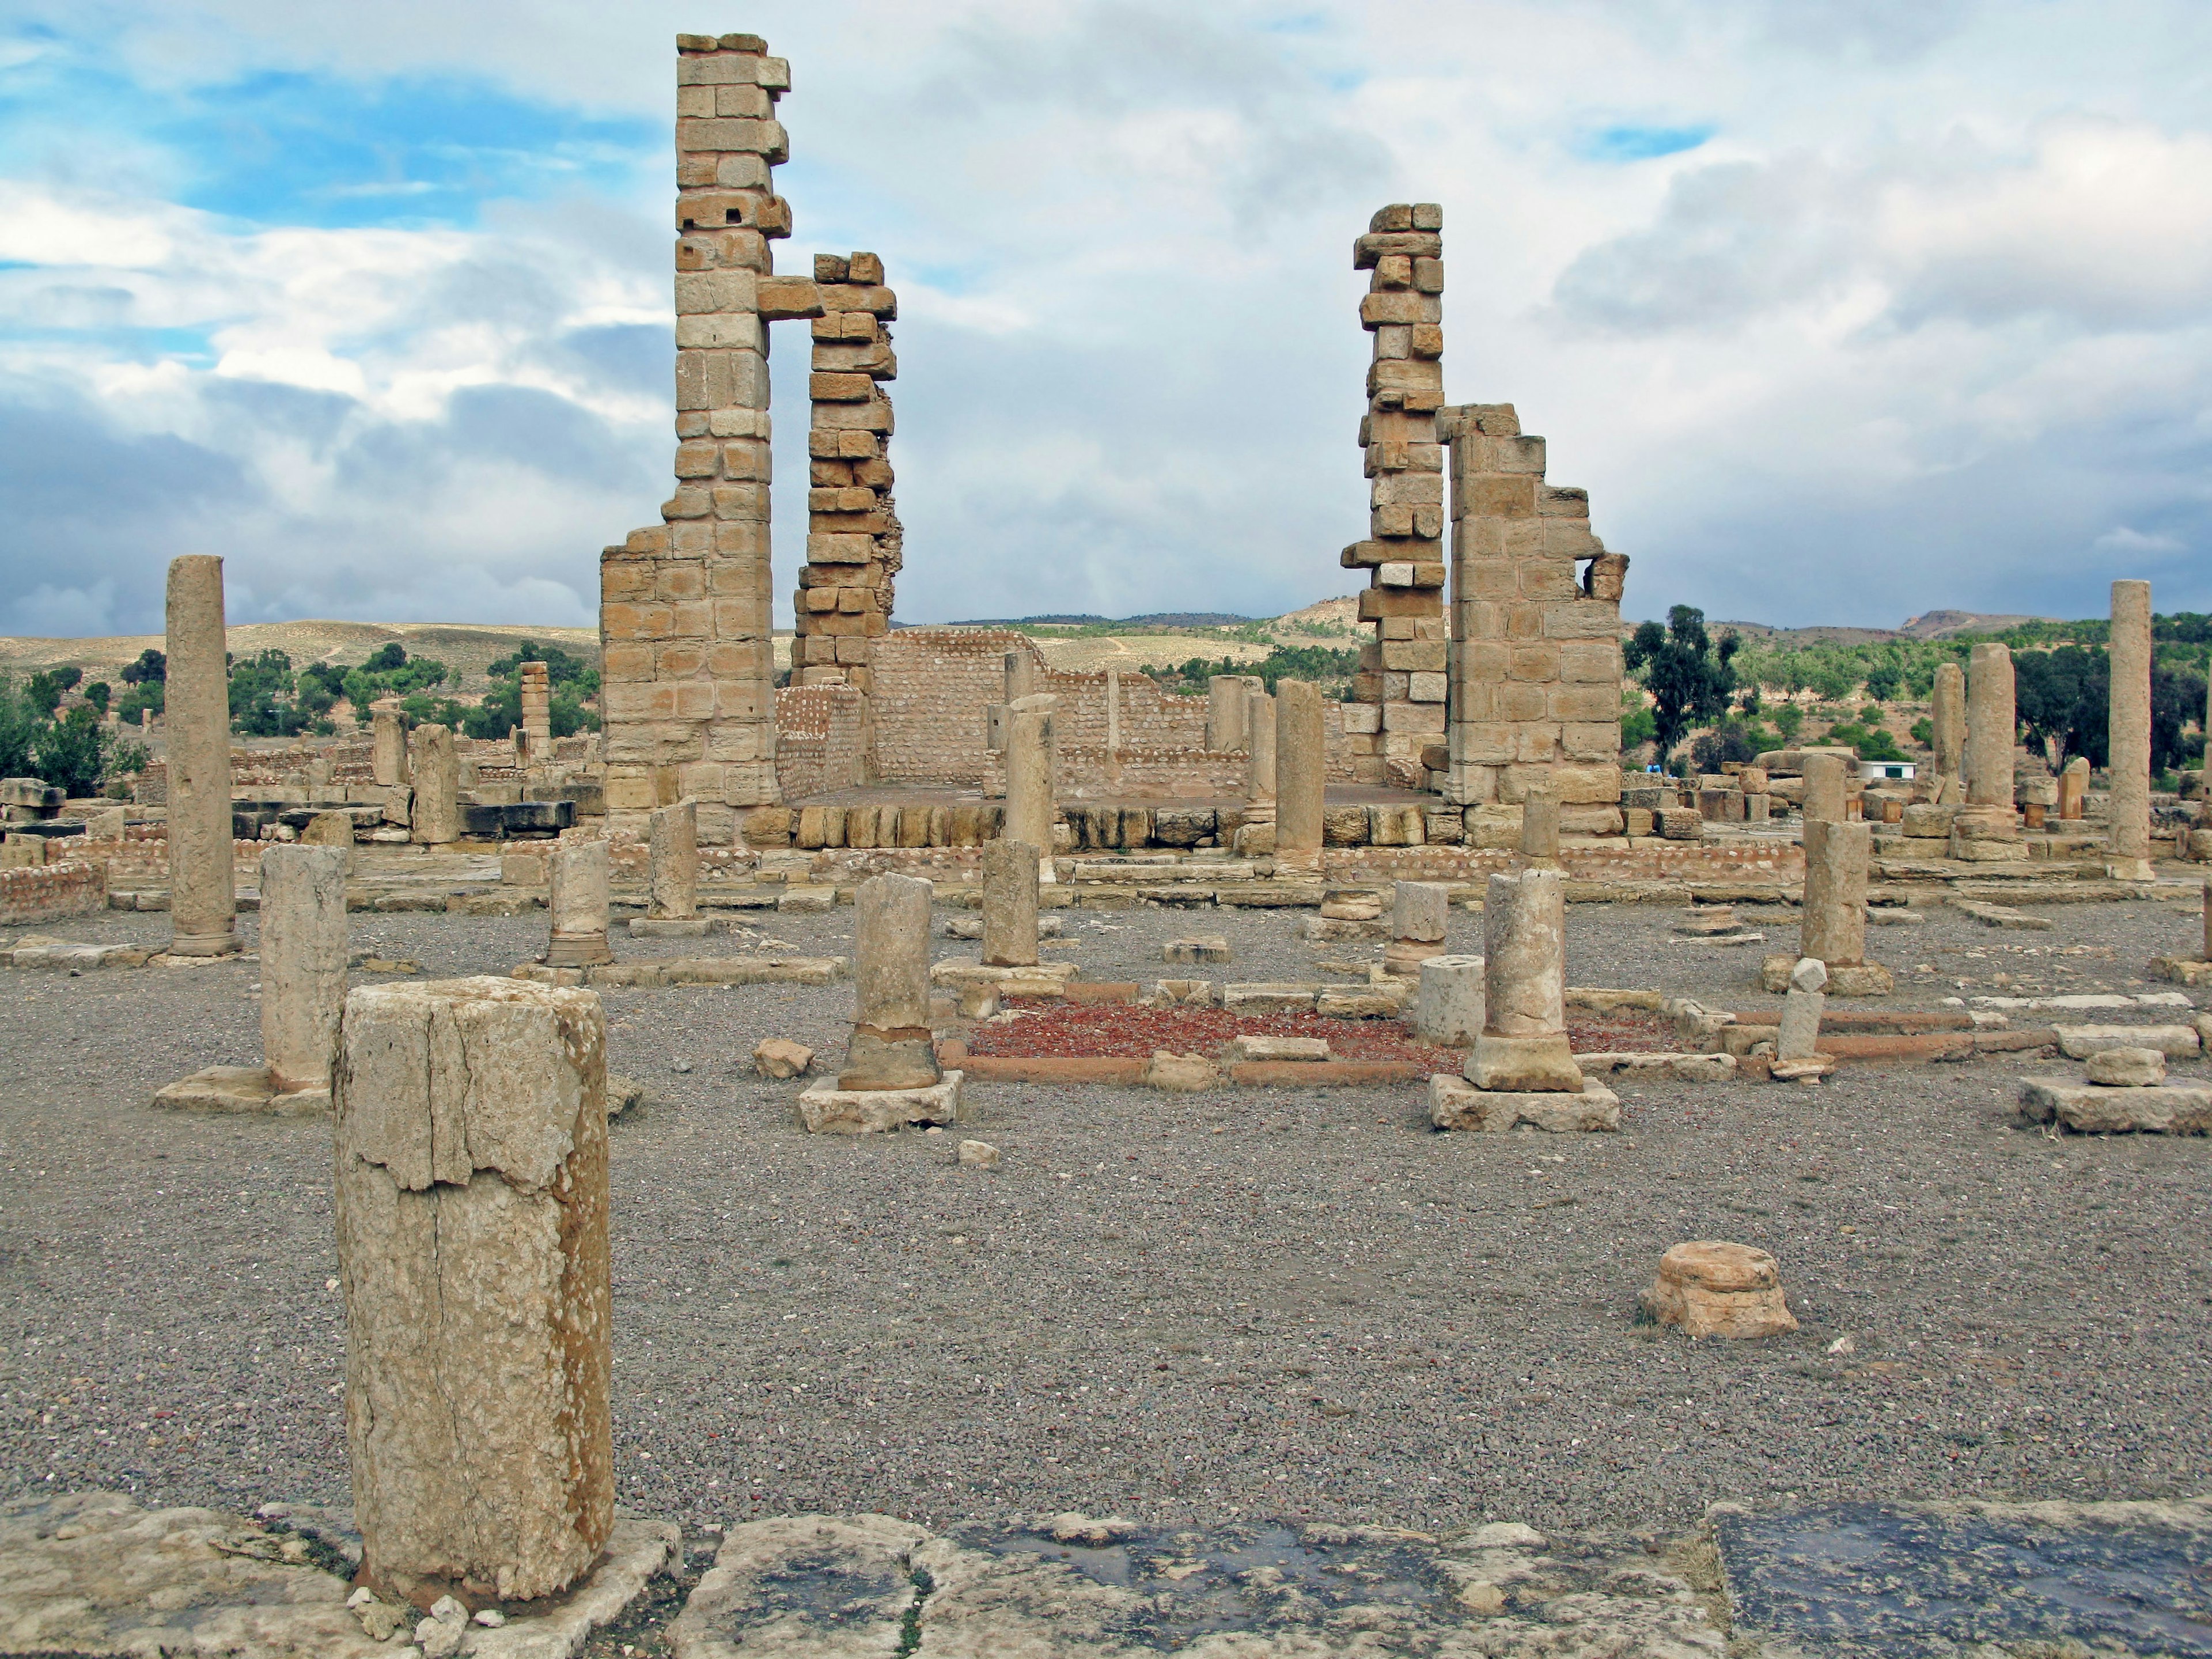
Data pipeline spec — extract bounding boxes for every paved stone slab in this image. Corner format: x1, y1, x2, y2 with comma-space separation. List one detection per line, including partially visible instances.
1717, 1496, 2212, 1659
794, 1071, 968, 1134
2018, 1076, 2212, 1134
1429, 1074, 1621, 1132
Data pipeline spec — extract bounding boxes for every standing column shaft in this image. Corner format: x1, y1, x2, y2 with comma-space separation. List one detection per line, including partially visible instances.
335, 977, 611, 1604
1003, 695, 1058, 868
1275, 679, 1325, 861
164, 555, 237, 956
1930, 661, 1965, 782
842, 872, 939, 1089
1206, 676, 1250, 753
1802, 752, 1847, 823
408, 725, 460, 846
981, 838, 1039, 968
547, 841, 615, 967
259, 844, 348, 1095
1466, 867, 1582, 1091
647, 798, 699, 919
1964, 644, 2017, 810
2108, 579, 2153, 871
372, 704, 408, 789
1244, 688, 1277, 811
1519, 786, 1560, 868
1800, 819, 1870, 967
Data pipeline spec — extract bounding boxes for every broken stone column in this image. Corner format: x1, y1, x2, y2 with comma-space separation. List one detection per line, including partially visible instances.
1800, 817, 1888, 995
1003, 694, 1057, 877
372, 702, 408, 788
2059, 755, 2089, 820
1930, 661, 1965, 785
1385, 880, 1451, 976
164, 555, 237, 957
841, 872, 939, 1089
2107, 578, 2154, 880
1801, 752, 1848, 824
981, 837, 1039, 969
516, 661, 552, 767
334, 975, 611, 1604
1642, 1242, 1797, 1338
547, 840, 615, 968
1518, 786, 1561, 869
1466, 868, 1582, 1091
1414, 953, 1484, 1045
1775, 956, 1827, 1062
647, 798, 699, 921
1964, 643, 2017, 812
408, 725, 460, 846
259, 844, 349, 1098
1244, 686, 1277, 814
1275, 679, 1326, 869
1206, 675, 1256, 752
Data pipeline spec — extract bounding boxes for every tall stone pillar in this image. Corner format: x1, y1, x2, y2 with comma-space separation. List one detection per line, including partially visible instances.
601, 33, 816, 843
647, 797, 699, 920
548, 840, 615, 968
2107, 578, 2154, 879
1964, 643, 2017, 811
842, 872, 938, 1089
1466, 868, 1581, 1092
796, 252, 900, 691
371, 702, 408, 789
259, 845, 348, 1097
1802, 752, 1848, 824
164, 555, 237, 957
1275, 680, 1325, 869
408, 724, 460, 846
335, 976, 611, 1604
1929, 661, 1965, 784
1004, 695, 1057, 872
1207, 675, 1259, 753
1800, 819, 1870, 969
516, 661, 552, 767
1342, 203, 1446, 787
981, 837, 1039, 969
1244, 688, 1277, 816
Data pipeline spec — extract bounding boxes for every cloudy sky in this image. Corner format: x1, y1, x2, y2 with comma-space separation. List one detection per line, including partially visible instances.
3, 1, 2209, 639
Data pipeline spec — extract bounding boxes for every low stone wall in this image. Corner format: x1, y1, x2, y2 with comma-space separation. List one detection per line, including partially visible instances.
0, 858, 107, 925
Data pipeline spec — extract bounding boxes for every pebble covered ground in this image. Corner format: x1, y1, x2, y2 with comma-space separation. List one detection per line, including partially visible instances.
0, 886, 2206, 1544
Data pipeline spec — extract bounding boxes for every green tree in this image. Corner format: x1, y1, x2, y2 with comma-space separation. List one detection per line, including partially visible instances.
1623, 605, 1740, 762
119, 648, 165, 685
33, 705, 110, 796
82, 681, 110, 715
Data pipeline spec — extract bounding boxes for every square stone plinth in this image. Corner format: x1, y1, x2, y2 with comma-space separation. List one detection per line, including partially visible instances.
1429, 1074, 1620, 1133
796, 1072, 968, 1134
2018, 1077, 2212, 1134
151, 1065, 329, 1116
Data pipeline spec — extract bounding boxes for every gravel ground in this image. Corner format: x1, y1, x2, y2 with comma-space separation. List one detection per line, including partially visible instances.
0, 887, 2206, 1541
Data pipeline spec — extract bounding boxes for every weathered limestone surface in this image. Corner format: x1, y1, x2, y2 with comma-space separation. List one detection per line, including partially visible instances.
1243, 688, 1278, 843
334, 976, 612, 1604
1519, 787, 1561, 867
407, 724, 460, 846
1466, 868, 1582, 1092
515, 660, 552, 766
372, 704, 408, 789
1414, 953, 1484, 1045
1206, 675, 1260, 752
981, 837, 1039, 969
841, 872, 939, 1090
2020, 1077, 2212, 1134
2058, 754, 2089, 819
164, 555, 237, 956
648, 797, 700, 919
1642, 1242, 1797, 1338
547, 840, 615, 968
259, 845, 348, 1096
1801, 752, 1847, 825
1775, 956, 1826, 1062
1964, 643, 2017, 813
1429, 1073, 1619, 1132
1275, 679, 1326, 865
2107, 578, 2153, 877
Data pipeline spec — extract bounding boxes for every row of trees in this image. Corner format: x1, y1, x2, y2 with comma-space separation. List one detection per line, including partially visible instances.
0, 676, 147, 796
1165, 643, 1363, 698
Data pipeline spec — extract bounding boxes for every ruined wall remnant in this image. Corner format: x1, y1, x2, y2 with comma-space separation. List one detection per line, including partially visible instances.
1438, 402, 1627, 834
599, 33, 820, 842
1342, 203, 1449, 789
797, 253, 900, 695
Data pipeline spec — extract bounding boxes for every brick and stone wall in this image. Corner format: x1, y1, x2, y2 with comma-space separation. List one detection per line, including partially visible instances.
0, 858, 107, 925
774, 683, 868, 800
1439, 402, 1628, 834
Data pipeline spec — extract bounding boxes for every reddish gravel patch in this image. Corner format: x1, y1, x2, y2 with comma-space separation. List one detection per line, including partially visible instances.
964, 1002, 1676, 1064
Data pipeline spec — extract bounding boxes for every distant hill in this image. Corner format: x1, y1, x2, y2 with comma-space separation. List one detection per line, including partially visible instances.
0, 620, 600, 692
938, 611, 1256, 628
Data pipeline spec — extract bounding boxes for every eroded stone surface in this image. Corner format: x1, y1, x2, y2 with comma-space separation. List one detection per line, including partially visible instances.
1643, 1242, 1798, 1339
795, 1072, 967, 1134
1430, 1074, 1620, 1132
2019, 1077, 2212, 1134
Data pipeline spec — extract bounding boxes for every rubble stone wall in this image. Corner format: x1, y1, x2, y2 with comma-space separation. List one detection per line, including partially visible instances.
0, 858, 106, 925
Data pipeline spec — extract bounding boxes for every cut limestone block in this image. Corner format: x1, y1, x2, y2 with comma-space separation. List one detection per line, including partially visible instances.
334, 975, 610, 1604
2054, 1024, 2201, 1060
1950, 897, 2052, 930
753, 1038, 815, 1079
1143, 1051, 1221, 1092
1762, 954, 1893, 997
152, 1064, 329, 1116
1577, 1052, 1737, 1082
1302, 914, 1387, 941
1222, 982, 1321, 1014
1315, 984, 1407, 1018
1164, 936, 1232, 964
1427, 1074, 1620, 1133
1414, 954, 1484, 1045
1226, 1035, 1330, 1062
2084, 1047, 2166, 1086
1642, 1242, 1798, 1339
2019, 1077, 2212, 1134
794, 1072, 967, 1134
2150, 956, 2211, 986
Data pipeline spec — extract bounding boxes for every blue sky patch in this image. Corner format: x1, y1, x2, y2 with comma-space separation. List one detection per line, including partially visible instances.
1578, 123, 1716, 163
